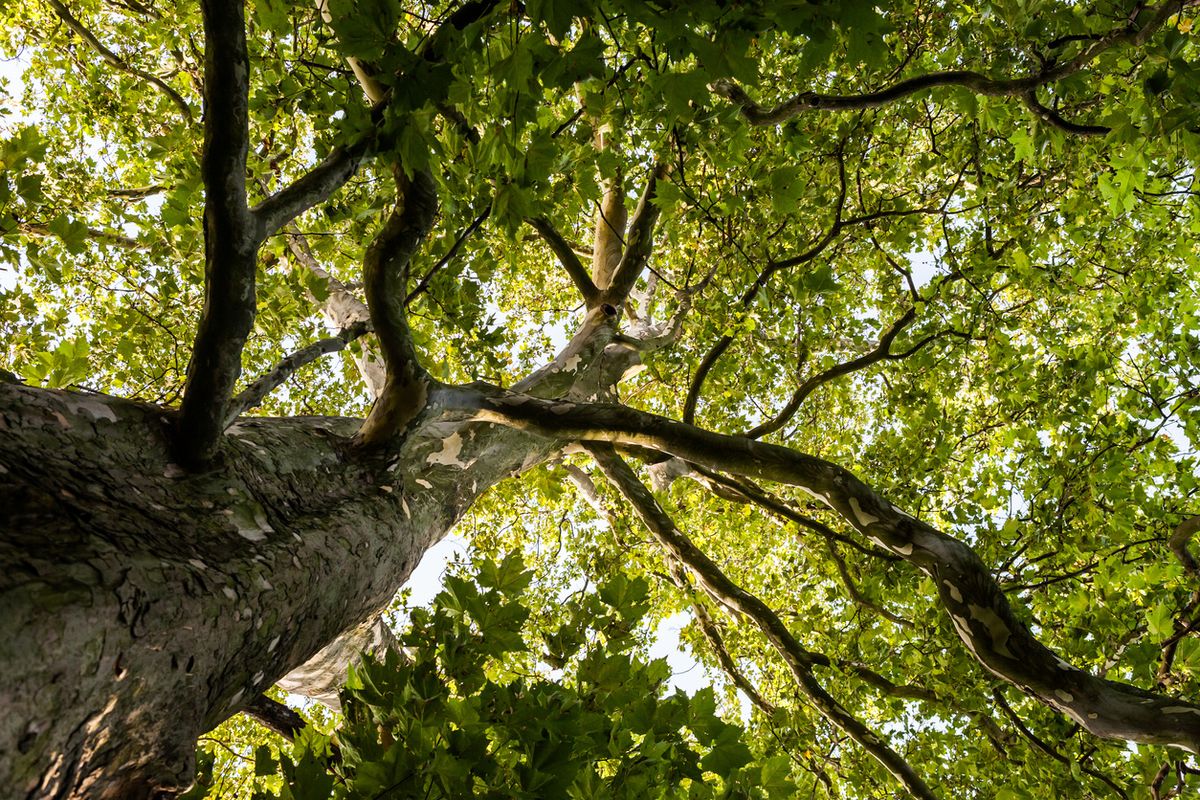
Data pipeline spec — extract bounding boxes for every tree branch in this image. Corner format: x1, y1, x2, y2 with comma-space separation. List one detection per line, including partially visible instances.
590, 157, 627, 291
353, 168, 439, 447
176, 0, 259, 467
46, 0, 193, 120
259, 0, 503, 244
1021, 91, 1110, 136
667, 562, 777, 715
405, 208, 490, 306
675, 460, 900, 561
439, 384, 1200, 754
991, 689, 1128, 798
527, 216, 601, 306
587, 444, 937, 800
1169, 514, 1200, 575
744, 306, 920, 439
283, 228, 385, 397
682, 147, 848, 425
13, 219, 140, 250
712, 0, 1185, 127
225, 321, 371, 426
824, 539, 914, 627
253, 144, 371, 237
603, 161, 669, 307
242, 694, 307, 742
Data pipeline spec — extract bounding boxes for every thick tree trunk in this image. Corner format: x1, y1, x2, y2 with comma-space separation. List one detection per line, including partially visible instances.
0, 382, 545, 799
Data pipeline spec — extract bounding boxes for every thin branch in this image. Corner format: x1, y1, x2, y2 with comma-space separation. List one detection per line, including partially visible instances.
107, 184, 168, 199
176, 0, 258, 467
527, 216, 601, 306
13, 220, 139, 250
281, 227, 385, 396
991, 689, 1128, 798
225, 321, 371, 426
744, 306, 920, 439
667, 562, 777, 715
587, 444, 938, 800
258, 0, 502, 245
683, 461, 900, 561
407, 208, 491, 305
825, 540, 913, 627
46, 0, 193, 120
682, 147, 848, 425
712, 0, 1185, 127
832, 660, 1010, 754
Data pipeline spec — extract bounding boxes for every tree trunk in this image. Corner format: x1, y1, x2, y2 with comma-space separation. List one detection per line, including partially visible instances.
0, 381, 546, 799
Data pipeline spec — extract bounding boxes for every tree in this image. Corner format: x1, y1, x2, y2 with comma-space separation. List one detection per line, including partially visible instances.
1, 0, 1198, 796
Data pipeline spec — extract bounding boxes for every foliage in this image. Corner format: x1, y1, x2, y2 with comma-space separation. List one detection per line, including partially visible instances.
2, 0, 1199, 796
186, 554, 791, 799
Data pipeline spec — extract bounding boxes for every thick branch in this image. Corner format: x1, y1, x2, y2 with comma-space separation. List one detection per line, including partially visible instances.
712, 0, 1185, 126
591, 170, 627, 290
603, 162, 668, 307
225, 321, 371, 426
354, 169, 439, 447
253, 144, 370, 237
588, 445, 937, 799
527, 216, 601, 306
1169, 515, 1200, 575
176, 0, 259, 467
242, 695, 307, 742
46, 0, 193, 120
440, 385, 1200, 754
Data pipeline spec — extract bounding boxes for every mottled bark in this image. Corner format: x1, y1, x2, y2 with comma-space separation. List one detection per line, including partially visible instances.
439, 387, 1200, 756
0, 382, 549, 798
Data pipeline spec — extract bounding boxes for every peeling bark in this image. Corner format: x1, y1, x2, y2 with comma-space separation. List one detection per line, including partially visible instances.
0, 382, 549, 798
440, 387, 1200, 755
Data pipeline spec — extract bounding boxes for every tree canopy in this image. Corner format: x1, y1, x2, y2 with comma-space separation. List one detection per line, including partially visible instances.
1, 0, 1199, 797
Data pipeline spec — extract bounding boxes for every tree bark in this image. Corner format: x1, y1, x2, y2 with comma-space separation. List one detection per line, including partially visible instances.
0, 382, 548, 799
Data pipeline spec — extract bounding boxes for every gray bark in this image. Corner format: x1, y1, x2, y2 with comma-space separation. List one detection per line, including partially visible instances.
0, 382, 547, 799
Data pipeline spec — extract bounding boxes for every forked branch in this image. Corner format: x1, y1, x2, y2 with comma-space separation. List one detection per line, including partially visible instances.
354, 168, 439, 447
176, 0, 259, 466
604, 161, 669, 307
46, 0, 193, 120
682, 148, 848, 425
587, 444, 937, 799
439, 385, 1200, 754
743, 305, 922, 439
712, 0, 1186, 127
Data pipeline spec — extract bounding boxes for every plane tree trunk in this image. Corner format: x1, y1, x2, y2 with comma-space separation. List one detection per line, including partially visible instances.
0, 381, 547, 799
